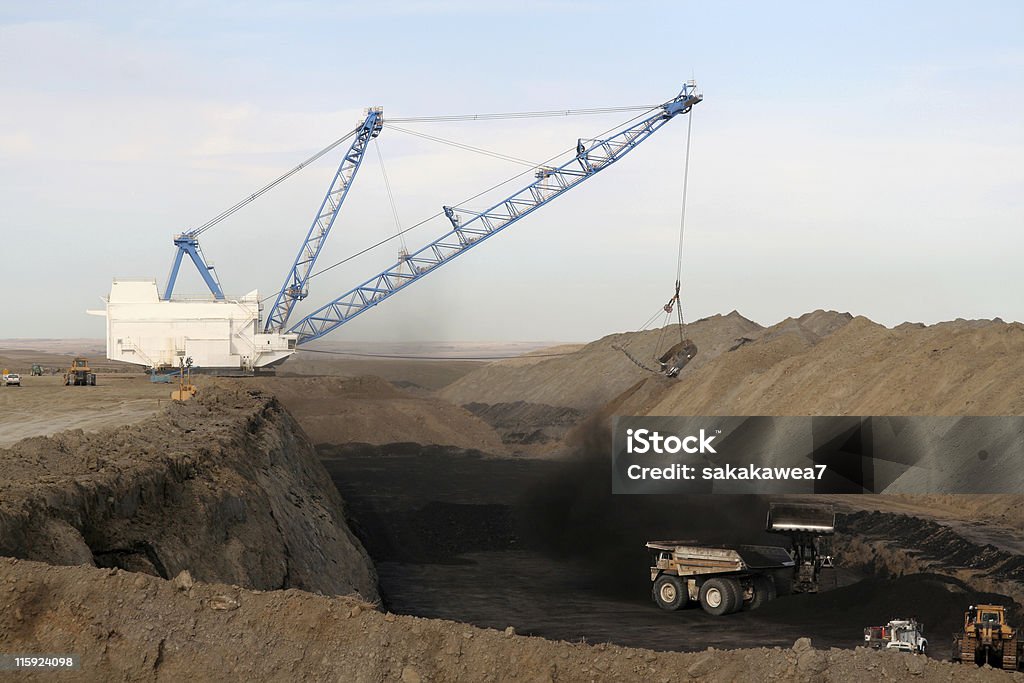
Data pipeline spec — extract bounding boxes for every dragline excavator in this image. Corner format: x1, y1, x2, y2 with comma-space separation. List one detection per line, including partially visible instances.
91, 84, 702, 372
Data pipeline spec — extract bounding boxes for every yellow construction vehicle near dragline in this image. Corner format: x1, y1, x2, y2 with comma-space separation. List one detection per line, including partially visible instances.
64, 357, 96, 386
953, 604, 1023, 670
171, 356, 197, 401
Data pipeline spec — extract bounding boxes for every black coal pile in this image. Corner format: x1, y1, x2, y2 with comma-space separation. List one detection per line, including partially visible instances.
842, 510, 1024, 582
516, 422, 784, 598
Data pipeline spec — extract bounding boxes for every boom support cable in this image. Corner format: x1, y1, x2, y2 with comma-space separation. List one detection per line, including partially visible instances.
190, 126, 360, 237
187, 104, 658, 238
388, 104, 659, 123
388, 125, 544, 168
373, 139, 408, 254
286, 89, 701, 344
300, 105, 663, 286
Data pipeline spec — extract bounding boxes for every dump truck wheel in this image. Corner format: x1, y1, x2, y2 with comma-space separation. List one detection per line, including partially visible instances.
699, 578, 738, 616
653, 575, 686, 611
746, 575, 776, 611
722, 578, 744, 614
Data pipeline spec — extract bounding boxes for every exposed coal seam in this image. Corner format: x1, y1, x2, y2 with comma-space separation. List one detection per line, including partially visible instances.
840, 511, 1024, 583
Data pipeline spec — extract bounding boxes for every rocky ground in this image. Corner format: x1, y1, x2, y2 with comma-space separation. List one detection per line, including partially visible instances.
2, 557, 1020, 682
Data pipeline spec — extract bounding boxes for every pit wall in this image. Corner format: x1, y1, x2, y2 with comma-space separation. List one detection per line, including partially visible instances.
0, 384, 377, 602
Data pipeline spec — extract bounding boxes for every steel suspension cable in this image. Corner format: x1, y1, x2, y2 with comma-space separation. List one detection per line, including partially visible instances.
301, 105, 663, 285
388, 124, 542, 168
373, 139, 408, 254
673, 108, 695, 344
189, 104, 659, 238
388, 104, 659, 123
675, 108, 694, 285
190, 126, 360, 237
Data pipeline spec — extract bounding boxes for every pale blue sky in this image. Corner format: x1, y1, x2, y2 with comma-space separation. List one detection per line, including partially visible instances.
1, 2, 1022, 341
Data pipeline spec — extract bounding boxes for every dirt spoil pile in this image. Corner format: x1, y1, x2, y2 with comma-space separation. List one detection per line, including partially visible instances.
440, 311, 770, 411
646, 315, 1024, 416
279, 353, 483, 391
247, 376, 506, 451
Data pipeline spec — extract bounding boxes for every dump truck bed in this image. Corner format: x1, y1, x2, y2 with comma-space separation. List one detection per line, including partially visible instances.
646, 542, 794, 575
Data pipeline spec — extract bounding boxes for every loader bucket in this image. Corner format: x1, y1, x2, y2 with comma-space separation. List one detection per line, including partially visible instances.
766, 503, 835, 535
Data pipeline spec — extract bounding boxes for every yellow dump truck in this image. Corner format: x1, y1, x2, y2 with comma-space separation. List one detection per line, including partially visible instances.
953, 604, 1022, 670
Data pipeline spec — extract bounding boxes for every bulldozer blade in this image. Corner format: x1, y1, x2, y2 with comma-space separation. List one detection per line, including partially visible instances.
766, 503, 836, 534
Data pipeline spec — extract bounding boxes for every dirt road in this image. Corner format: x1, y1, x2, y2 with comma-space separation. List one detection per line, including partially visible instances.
0, 375, 168, 447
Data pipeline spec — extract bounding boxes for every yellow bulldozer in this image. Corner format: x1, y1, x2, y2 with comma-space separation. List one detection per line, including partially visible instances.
64, 357, 97, 386
952, 604, 1023, 670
